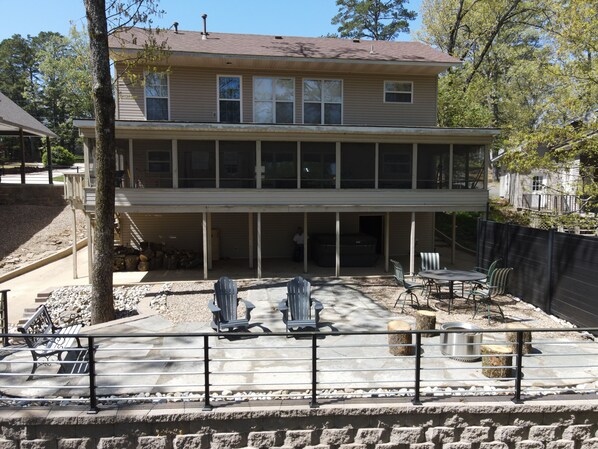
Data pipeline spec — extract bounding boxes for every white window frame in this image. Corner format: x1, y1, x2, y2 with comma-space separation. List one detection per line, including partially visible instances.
532, 175, 546, 192
253, 76, 295, 124
144, 72, 170, 120
302, 78, 343, 125
383, 80, 413, 104
217, 75, 243, 123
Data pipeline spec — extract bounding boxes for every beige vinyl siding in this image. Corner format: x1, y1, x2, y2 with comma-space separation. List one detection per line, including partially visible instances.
211, 213, 250, 259
120, 213, 203, 252
116, 65, 145, 120
117, 65, 438, 126
343, 75, 437, 127
170, 68, 216, 121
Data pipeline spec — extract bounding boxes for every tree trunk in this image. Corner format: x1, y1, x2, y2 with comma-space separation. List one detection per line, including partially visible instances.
84, 0, 116, 324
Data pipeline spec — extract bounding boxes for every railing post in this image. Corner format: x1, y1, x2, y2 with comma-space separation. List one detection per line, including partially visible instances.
87, 336, 98, 413
203, 335, 213, 411
412, 332, 422, 405
310, 334, 319, 408
0, 290, 9, 346
512, 331, 524, 404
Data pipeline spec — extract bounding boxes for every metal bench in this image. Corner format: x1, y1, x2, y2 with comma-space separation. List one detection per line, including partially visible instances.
17, 305, 83, 374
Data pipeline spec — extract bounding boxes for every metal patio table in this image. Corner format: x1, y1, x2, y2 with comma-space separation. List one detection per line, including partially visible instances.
419, 269, 486, 313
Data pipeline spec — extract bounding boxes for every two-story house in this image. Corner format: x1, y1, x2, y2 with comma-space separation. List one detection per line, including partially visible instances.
70, 26, 499, 279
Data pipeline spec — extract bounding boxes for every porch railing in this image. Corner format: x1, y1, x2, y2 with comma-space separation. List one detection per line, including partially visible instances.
1, 327, 597, 411
63, 173, 85, 208
520, 193, 579, 213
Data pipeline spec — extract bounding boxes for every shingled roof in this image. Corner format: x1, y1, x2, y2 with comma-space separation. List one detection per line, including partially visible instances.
110, 27, 460, 66
0, 91, 57, 138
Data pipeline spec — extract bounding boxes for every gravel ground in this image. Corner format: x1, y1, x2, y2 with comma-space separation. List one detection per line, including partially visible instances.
0, 204, 86, 276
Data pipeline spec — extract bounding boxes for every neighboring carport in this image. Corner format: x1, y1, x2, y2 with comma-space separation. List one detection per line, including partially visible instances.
0, 91, 58, 183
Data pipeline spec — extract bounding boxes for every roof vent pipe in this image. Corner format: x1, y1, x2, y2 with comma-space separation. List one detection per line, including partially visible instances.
173, 22, 179, 33
201, 14, 209, 40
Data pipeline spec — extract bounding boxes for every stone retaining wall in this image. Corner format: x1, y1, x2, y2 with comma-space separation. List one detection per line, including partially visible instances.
1, 401, 598, 448
0, 185, 65, 206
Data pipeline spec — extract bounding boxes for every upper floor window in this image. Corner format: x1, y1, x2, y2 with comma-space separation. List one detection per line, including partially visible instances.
384, 81, 412, 104
218, 76, 242, 123
145, 72, 169, 120
254, 77, 294, 123
303, 79, 342, 125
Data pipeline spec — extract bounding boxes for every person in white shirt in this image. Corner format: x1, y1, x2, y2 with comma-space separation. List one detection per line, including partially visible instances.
292, 227, 305, 262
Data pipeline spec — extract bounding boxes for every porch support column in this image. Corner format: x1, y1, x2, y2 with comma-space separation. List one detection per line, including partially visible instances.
384, 212, 390, 272
303, 212, 308, 274
19, 128, 25, 184
128, 139, 134, 187
172, 140, 178, 188
202, 212, 208, 280
207, 212, 213, 270
452, 212, 457, 265
409, 212, 416, 275
248, 213, 254, 268
335, 212, 340, 277
84, 139, 91, 186
46, 137, 53, 185
87, 214, 94, 277
257, 212, 262, 279
72, 206, 78, 279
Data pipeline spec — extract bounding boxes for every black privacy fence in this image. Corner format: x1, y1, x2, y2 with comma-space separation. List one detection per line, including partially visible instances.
477, 220, 598, 330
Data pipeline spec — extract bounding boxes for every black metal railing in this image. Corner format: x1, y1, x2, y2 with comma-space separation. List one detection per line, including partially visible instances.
1, 327, 597, 412
0, 290, 9, 347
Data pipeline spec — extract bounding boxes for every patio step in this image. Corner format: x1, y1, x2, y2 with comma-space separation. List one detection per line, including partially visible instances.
35, 289, 54, 303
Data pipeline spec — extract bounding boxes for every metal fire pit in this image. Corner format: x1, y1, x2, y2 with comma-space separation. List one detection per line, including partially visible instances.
440, 322, 483, 362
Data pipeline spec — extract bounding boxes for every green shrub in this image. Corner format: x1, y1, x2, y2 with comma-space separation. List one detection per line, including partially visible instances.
42, 145, 75, 167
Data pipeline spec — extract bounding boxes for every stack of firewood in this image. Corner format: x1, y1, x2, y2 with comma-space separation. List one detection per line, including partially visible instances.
113, 242, 202, 272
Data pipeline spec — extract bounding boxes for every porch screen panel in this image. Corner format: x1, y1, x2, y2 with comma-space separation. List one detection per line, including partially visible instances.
178, 140, 216, 188
219, 141, 256, 188
133, 139, 173, 188
379, 143, 412, 188
300, 142, 336, 188
261, 141, 297, 188
115, 139, 130, 188
417, 144, 449, 189
453, 144, 484, 189
341, 143, 375, 188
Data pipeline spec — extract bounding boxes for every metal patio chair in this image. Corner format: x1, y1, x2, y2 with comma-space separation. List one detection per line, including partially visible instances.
391, 259, 426, 311
209, 276, 255, 332
467, 267, 513, 324
473, 258, 501, 284
419, 252, 448, 298
278, 276, 323, 333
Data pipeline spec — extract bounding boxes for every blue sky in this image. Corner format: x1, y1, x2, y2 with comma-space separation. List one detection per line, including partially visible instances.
0, 0, 423, 41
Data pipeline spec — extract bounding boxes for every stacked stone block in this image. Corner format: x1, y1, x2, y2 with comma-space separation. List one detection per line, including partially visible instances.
1, 404, 598, 449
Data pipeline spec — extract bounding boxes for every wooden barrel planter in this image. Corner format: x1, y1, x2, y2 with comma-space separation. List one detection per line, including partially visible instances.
505, 323, 533, 355
388, 320, 414, 356
481, 344, 513, 378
